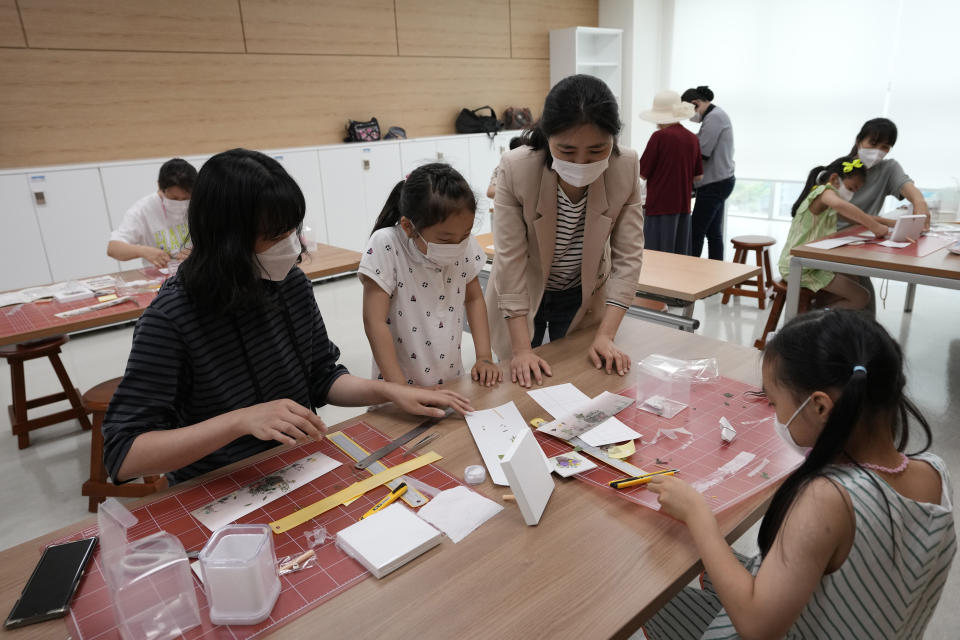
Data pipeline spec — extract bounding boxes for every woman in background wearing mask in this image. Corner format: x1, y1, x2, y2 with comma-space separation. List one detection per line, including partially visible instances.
778, 155, 894, 310
681, 85, 736, 260
485, 74, 644, 388
103, 149, 472, 485
107, 157, 197, 268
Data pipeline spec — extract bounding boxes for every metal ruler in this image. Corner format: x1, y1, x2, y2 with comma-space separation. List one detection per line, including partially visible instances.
354, 407, 454, 470
529, 418, 646, 477
328, 431, 430, 507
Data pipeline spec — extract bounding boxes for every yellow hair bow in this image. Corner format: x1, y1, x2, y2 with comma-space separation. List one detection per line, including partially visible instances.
842, 158, 864, 173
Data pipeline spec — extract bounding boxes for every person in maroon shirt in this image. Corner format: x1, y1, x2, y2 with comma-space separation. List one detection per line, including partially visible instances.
638, 91, 703, 254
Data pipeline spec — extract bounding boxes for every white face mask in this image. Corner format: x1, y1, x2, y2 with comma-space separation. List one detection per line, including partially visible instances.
256, 232, 301, 281
857, 147, 887, 169
415, 232, 470, 266
833, 178, 855, 202
160, 195, 189, 218
773, 396, 813, 457
551, 155, 610, 188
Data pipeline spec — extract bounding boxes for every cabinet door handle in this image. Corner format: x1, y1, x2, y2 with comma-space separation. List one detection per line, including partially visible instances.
362, 159, 371, 170
437, 151, 444, 160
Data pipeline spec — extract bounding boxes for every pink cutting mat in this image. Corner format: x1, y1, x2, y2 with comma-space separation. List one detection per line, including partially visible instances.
0, 291, 155, 341
534, 378, 802, 513
50, 421, 461, 640
833, 228, 955, 257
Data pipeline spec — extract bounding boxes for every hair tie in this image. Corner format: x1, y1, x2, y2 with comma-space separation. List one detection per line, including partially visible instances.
842, 158, 864, 173
852, 365, 867, 375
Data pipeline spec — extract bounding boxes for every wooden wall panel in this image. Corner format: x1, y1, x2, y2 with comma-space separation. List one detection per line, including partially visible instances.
241, 0, 397, 55
0, 0, 25, 47
396, 0, 509, 58
17, 0, 244, 52
511, 0, 598, 59
0, 48, 548, 168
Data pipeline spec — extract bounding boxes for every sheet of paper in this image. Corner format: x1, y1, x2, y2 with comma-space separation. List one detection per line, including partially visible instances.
527, 383, 591, 419
192, 452, 341, 531
548, 451, 597, 477
805, 237, 861, 250
415, 486, 503, 543
605, 440, 636, 459
877, 240, 912, 248
579, 416, 642, 447
0, 293, 29, 308
537, 391, 635, 441
464, 401, 529, 486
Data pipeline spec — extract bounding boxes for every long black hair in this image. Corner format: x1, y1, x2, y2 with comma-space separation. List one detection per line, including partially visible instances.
371, 163, 476, 234
519, 74, 621, 168
757, 310, 932, 558
789, 154, 866, 217
849, 117, 898, 155
178, 148, 305, 313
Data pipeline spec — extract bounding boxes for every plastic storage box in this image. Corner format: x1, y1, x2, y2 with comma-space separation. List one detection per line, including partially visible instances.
199, 524, 280, 625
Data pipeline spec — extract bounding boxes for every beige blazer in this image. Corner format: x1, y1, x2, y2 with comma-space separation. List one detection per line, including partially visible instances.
485, 146, 645, 361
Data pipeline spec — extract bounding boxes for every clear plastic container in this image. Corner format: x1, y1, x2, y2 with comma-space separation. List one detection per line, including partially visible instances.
98, 499, 201, 640
199, 525, 280, 626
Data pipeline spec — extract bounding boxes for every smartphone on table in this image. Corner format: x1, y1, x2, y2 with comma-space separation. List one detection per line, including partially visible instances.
4, 537, 98, 630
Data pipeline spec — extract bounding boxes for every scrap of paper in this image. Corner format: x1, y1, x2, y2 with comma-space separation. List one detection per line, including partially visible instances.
605, 440, 636, 459
877, 240, 912, 248
805, 237, 861, 250
527, 383, 591, 419
638, 394, 687, 419
548, 451, 598, 477
416, 486, 503, 543
719, 417, 737, 443
647, 427, 693, 445
464, 401, 529, 486
536, 391, 635, 441
579, 416, 642, 447
192, 453, 341, 531
747, 458, 771, 478
692, 451, 757, 493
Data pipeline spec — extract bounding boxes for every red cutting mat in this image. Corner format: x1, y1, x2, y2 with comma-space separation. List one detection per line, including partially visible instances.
0, 291, 156, 342
534, 377, 802, 513
50, 421, 461, 640
833, 228, 955, 257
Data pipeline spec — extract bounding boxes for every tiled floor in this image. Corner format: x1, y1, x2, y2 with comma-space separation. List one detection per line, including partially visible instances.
1, 216, 957, 637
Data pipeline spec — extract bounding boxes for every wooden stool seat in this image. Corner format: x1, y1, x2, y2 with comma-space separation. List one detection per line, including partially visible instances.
754, 280, 816, 350
81, 376, 167, 512
722, 235, 777, 310
0, 334, 91, 449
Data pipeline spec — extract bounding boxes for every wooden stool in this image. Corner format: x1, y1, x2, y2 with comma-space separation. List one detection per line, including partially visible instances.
721, 235, 776, 309
0, 335, 92, 449
81, 377, 167, 513
754, 280, 815, 350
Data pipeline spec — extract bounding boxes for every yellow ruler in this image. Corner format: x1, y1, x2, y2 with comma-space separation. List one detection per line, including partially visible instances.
269, 451, 442, 534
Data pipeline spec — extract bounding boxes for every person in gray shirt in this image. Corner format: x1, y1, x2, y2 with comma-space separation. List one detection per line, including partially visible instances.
682, 86, 735, 260
846, 118, 931, 313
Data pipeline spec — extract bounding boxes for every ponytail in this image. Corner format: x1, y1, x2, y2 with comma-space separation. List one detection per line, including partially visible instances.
757, 310, 932, 558
790, 154, 868, 217
790, 165, 827, 217
371, 180, 405, 235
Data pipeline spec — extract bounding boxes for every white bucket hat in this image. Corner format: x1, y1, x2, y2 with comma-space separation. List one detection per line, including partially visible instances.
639, 90, 695, 124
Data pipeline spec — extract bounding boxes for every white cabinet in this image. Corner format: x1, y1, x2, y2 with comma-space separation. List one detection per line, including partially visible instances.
100, 162, 164, 230
467, 130, 523, 235
550, 27, 623, 103
319, 143, 402, 252
399, 138, 471, 181
0, 174, 53, 290
29, 168, 118, 281
269, 150, 328, 244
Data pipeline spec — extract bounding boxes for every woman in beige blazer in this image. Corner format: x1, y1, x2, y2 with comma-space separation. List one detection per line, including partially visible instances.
484, 75, 644, 387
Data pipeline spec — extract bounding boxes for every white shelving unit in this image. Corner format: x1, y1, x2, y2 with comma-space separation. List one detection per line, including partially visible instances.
549, 27, 623, 104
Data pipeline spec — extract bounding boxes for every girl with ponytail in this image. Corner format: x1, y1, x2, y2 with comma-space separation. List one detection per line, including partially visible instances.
642, 310, 955, 640
779, 155, 896, 309
360, 163, 501, 388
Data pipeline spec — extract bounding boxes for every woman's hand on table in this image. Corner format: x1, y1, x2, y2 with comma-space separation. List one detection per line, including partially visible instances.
384, 383, 474, 416
471, 357, 503, 387
647, 475, 711, 525
589, 334, 631, 375
234, 399, 327, 446
510, 349, 553, 388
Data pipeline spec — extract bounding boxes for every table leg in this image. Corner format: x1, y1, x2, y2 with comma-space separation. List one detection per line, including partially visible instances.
904, 283, 917, 313
784, 257, 802, 322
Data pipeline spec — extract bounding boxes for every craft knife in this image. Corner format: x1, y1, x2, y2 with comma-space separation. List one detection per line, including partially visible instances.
354, 407, 455, 470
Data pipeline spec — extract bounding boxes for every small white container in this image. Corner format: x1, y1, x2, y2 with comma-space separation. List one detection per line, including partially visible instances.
199, 525, 280, 626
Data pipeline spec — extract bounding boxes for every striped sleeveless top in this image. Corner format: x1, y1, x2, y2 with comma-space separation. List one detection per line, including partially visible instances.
645, 452, 956, 639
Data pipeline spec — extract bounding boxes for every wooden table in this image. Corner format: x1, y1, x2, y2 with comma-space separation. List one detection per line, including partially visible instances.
475, 233, 760, 330
785, 231, 960, 321
0, 319, 773, 640
0, 244, 361, 348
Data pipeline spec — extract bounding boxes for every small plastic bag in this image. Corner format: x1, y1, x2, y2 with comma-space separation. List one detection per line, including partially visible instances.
276, 527, 329, 576
639, 354, 719, 383
636, 360, 690, 419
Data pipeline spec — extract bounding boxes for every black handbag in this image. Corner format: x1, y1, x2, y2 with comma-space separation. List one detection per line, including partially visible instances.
455, 106, 504, 139
344, 118, 381, 143
503, 107, 533, 130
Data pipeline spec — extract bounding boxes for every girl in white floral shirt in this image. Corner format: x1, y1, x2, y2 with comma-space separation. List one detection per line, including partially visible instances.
359, 163, 502, 388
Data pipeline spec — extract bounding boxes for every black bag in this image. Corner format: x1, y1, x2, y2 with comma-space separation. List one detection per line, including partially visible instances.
383, 126, 407, 140
344, 118, 381, 143
455, 106, 504, 139
503, 107, 533, 130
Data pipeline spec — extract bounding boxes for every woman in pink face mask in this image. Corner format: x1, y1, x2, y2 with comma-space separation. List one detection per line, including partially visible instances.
484, 74, 645, 389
